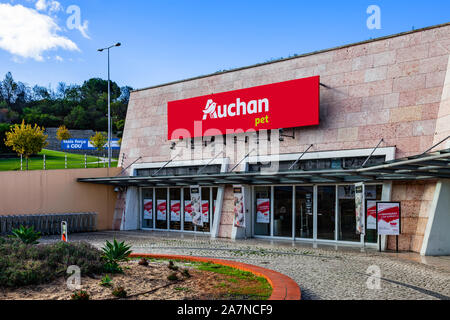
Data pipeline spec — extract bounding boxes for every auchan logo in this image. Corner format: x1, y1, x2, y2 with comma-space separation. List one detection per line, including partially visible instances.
202, 98, 269, 120
167, 76, 320, 139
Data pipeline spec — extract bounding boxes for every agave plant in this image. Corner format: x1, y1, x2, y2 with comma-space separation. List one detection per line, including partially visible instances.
9, 225, 41, 244
101, 238, 132, 264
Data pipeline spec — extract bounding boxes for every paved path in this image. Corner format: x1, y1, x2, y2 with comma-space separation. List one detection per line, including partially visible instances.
41, 230, 450, 300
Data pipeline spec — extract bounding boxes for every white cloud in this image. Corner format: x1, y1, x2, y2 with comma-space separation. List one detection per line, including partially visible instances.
35, 0, 47, 11
55, 55, 63, 62
77, 20, 90, 39
0, 3, 79, 61
35, 0, 62, 13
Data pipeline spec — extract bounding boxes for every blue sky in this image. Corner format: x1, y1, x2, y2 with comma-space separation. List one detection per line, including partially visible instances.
0, 0, 449, 90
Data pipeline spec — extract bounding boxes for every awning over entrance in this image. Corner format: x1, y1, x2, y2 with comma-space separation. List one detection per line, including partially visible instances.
77, 148, 450, 187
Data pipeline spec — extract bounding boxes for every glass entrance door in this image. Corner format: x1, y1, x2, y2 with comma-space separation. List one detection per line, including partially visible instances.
155, 188, 168, 229
141, 188, 153, 229
295, 186, 314, 239
273, 186, 293, 237
169, 188, 181, 230
317, 186, 336, 240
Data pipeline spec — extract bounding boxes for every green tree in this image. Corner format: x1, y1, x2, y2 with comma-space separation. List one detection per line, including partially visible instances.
64, 105, 89, 129
4, 120, 48, 169
89, 131, 107, 167
0, 123, 12, 153
56, 125, 71, 142
56, 125, 71, 155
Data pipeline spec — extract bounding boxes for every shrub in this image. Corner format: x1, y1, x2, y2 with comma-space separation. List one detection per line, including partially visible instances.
168, 260, 178, 271
0, 239, 104, 287
167, 272, 178, 281
182, 268, 191, 278
9, 226, 41, 244
112, 286, 127, 298
138, 258, 148, 266
71, 290, 90, 300
101, 239, 132, 264
99, 275, 113, 287
103, 261, 123, 274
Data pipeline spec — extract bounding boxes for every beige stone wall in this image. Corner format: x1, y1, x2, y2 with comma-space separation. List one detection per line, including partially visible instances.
390, 182, 437, 252
0, 168, 121, 230
433, 54, 450, 149
118, 24, 450, 249
120, 24, 450, 169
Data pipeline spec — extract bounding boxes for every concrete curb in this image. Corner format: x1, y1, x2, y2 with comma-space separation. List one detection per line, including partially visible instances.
129, 253, 301, 300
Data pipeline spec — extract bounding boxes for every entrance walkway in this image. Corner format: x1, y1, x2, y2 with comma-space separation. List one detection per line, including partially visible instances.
41, 230, 450, 300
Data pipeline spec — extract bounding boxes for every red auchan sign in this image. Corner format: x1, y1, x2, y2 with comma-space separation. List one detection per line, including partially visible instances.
167, 76, 320, 140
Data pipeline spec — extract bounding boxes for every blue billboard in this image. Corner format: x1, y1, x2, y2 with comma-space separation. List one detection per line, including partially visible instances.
61, 139, 120, 150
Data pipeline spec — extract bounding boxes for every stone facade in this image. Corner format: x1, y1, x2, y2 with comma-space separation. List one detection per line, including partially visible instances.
118, 23, 450, 253
390, 182, 436, 252
120, 23, 450, 167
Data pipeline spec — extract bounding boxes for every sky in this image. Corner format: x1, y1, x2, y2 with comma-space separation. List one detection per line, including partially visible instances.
0, 0, 449, 90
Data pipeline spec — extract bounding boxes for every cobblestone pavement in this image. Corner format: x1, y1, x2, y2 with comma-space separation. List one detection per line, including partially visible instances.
41, 230, 450, 300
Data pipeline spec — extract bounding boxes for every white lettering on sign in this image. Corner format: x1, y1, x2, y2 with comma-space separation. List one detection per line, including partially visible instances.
202, 98, 269, 120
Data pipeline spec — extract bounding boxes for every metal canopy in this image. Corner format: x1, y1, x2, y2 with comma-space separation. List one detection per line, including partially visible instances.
77, 148, 450, 187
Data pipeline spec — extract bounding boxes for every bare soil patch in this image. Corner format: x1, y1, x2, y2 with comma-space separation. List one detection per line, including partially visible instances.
0, 259, 271, 300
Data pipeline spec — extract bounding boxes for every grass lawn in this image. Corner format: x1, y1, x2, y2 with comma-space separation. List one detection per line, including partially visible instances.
0, 149, 118, 171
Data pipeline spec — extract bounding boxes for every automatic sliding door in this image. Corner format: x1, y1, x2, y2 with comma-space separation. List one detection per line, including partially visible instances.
155, 188, 168, 229
337, 185, 359, 242
273, 186, 293, 237
197, 187, 210, 232
141, 188, 153, 228
295, 186, 313, 239
317, 186, 336, 240
183, 188, 194, 231
254, 186, 271, 236
169, 188, 181, 230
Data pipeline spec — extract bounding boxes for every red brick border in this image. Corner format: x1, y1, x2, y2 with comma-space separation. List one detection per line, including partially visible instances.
129, 253, 301, 300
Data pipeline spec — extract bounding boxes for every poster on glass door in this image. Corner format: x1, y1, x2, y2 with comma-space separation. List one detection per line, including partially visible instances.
256, 198, 270, 224
376, 202, 401, 235
201, 200, 209, 223
184, 201, 193, 222
233, 185, 245, 228
170, 200, 181, 222
190, 185, 203, 226
366, 200, 377, 230
156, 200, 167, 221
143, 199, 153, 220
354, 182, 365, 235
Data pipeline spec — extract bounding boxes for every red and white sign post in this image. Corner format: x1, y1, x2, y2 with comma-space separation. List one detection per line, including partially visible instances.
376, 202, 401, 252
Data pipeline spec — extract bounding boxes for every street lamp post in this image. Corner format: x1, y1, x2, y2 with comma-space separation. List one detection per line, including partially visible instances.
98, 42, 121, 168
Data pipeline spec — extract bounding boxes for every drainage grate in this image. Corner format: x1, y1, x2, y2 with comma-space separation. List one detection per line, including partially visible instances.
0, 212, 97, 236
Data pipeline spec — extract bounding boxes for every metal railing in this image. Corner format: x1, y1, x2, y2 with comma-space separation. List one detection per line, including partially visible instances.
0, 212, 97, 236
0, 153, 119, 171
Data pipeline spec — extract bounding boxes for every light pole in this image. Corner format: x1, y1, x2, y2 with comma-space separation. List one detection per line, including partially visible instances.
98, 42, 121, 168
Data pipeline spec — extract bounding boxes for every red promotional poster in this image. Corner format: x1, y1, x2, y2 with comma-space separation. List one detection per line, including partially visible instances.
167, 76, 320, 139
184, 200, 193, 222
201, 200, 209, 223
170, 200, 181, 222
143, 199, 153, 220
256, 198, 270, 224
156, 200, 167, 221
376, 202, 401, 235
